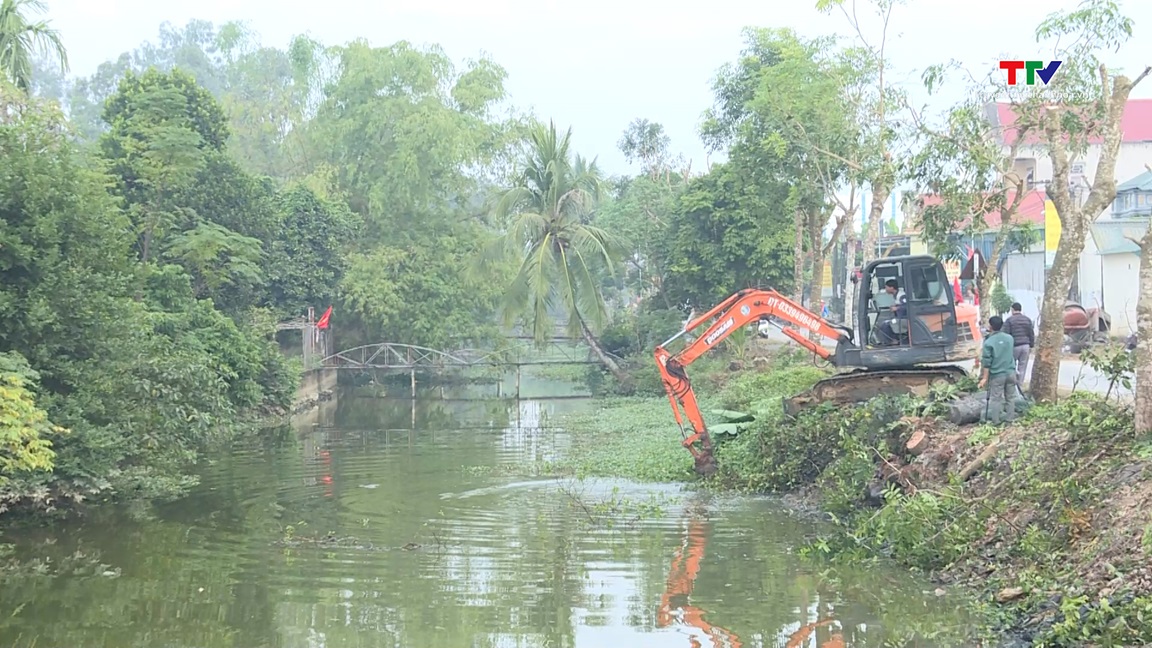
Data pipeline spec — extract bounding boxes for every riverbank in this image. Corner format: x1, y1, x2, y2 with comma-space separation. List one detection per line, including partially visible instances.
532, 349, 1152, 646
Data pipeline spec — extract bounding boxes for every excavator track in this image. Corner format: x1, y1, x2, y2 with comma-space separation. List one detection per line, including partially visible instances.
783, 365, 971, 417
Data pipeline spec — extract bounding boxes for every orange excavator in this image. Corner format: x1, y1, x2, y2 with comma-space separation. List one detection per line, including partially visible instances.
655, 255, 983, 476
657, 513, 845, 647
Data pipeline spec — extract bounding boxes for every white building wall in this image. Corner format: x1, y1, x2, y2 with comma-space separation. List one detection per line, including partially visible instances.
1002, 251, 1045, 322
1018, 141, 1152, 219
1079, 232, 1105, 309
1012, 140, 1152, 322
1101, 254, 1139, 335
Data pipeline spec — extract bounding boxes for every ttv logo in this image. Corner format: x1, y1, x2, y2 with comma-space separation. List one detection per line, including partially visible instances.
999, 60, 1062, 86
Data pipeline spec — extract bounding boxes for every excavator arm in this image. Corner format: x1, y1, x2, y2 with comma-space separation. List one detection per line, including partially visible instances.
654, 289, 853, 476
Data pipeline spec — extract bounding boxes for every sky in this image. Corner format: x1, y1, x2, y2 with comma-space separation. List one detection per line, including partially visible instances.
41, 0, 1152, 213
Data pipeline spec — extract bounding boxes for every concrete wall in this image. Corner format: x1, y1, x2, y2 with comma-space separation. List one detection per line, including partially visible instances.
292, 367, 338, 416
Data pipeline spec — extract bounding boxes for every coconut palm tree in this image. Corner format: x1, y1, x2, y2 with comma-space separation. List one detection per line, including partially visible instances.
485, 120, 632, 388
0, 0, 68, 93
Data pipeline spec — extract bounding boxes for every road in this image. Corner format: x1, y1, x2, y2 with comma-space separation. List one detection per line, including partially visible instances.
753, 327, 1130, 398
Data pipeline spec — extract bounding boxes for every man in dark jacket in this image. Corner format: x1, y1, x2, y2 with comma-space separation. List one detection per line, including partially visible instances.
1004, 302, 1035, 387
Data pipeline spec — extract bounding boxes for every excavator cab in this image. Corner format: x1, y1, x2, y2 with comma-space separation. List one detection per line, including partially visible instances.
845, 255, 977, 371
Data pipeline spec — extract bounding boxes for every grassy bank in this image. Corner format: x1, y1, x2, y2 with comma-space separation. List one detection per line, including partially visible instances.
540, 347, 1152, 646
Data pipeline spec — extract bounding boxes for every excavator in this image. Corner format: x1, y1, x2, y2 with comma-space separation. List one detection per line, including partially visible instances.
655, 255, 983, 476
657, 511, 845, 647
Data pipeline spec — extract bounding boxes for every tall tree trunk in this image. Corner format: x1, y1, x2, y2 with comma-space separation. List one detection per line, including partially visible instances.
1031, 68, 1146, 402
1134, 226, 1152, 433
1031, 219, 1085, 402
792, 209, 806, 303
807, 208, 829, 337
861, 186, 890, 265
578, 316, 633, 393
976, 223, 1014, 327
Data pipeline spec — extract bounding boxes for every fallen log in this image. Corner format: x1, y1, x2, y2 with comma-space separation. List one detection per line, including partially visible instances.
958, 441, 1001, 481
947, 393, 1029, 425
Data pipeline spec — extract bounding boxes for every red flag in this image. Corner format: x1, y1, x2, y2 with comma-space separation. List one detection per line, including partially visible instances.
316, 306, 333, 330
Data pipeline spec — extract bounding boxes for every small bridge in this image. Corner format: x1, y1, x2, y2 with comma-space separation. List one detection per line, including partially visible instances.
322, 341, 608, 371
321, 340, 618, 399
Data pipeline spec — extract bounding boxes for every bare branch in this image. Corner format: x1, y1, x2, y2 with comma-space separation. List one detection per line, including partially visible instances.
1132, 66, 1152, 88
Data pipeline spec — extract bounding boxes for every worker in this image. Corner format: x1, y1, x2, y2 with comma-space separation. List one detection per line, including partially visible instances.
1004, 302, 1035, 388
878, 279, 907, 344
978, 315, 1017, 425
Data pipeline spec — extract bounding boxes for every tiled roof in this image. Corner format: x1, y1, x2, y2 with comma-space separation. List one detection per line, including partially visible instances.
1117, 170, 1152, 192
907, 189, 1047, 232
1091, 219, 1149, 255
985, 99, 1152, 146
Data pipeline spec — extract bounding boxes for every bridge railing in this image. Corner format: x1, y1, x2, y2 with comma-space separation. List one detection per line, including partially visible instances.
321, 339, 617, 370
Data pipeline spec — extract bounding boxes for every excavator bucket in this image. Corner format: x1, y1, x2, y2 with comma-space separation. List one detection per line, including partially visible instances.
694, 453, 719, 477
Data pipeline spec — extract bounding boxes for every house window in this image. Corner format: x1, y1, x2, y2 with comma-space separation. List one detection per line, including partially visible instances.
1139, 194, 1147, 207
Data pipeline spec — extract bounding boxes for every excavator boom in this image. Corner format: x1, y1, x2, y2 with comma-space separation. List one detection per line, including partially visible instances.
654, 289, 852, 476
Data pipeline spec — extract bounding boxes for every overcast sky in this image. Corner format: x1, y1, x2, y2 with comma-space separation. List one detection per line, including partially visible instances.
43, 0, 1152, 181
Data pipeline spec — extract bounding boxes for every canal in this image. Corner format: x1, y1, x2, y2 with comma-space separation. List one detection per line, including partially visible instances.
0, 375, 977, 647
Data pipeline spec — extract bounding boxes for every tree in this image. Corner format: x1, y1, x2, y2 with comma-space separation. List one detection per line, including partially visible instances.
1135, 215, 1152, 432
595, 174, 682, 304
660, 161, 794, 309
307, 40, 513, 233
0, 351, 60, 483
100, 68, 228, 265
0, 0, 67, 92
1, 83, 292, 512
264, 185, 361, 315
814, 0, 903, 266
700, 28, 858, 310
618, 118, 674, 180
483, 120, 631, 386
1018, 1, 1150, 403
904, 72, 1034, 326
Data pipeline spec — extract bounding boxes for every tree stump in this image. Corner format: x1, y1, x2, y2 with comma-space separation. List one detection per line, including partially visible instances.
906, 429, 929, 456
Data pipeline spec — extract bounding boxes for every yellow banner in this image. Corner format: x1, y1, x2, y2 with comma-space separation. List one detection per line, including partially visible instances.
1044, 199, 1061, 251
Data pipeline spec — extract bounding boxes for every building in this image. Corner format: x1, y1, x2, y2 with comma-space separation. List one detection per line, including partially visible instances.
984, 99, 1152, 334
903, 190, 1052, 322
1089, 170, 1152, 334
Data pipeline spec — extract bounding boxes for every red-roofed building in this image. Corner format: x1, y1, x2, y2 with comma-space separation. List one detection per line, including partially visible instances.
910, 190, 1048, 231
984, 99, 1152, 219
979, 99, 1152, 328
904, 190, 1053, 324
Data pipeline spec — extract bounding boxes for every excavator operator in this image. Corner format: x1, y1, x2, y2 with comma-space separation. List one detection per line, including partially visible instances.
876, 279, 908, 345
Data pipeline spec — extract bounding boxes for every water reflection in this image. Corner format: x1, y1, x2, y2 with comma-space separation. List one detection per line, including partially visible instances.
657, 512, 743, 647
0, 383, 976, 647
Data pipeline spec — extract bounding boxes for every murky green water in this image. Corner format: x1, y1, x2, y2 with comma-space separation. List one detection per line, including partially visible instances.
0, 375, 977, 647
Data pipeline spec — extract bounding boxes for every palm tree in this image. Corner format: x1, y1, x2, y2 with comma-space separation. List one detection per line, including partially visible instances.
485, 120, 632, 388
0, 0, 68, 93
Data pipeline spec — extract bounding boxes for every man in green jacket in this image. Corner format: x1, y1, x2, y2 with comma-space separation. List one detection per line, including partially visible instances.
979, 315, 1017, 425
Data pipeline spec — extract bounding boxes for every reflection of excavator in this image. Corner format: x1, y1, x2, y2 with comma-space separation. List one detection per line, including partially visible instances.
657, 517, 742, 648
658, 515, 845, 647
655, 255, 983, 475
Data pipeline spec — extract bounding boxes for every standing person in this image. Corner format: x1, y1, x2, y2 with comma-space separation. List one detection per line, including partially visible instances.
1004, 302, 1035, 388
978, 315, 1017, 425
